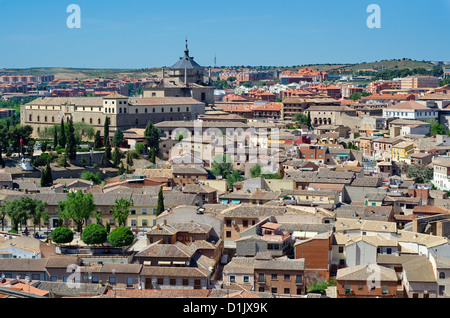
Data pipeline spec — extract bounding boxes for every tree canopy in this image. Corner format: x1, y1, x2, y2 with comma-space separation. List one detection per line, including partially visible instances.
111, 198, 134, 226
107, 226, 135, 247
81, 223, 107, 246
59, 190, 96, 233
51, 226, 74, 245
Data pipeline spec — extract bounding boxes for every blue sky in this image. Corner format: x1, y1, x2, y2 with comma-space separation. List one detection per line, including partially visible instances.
0, 0, 449, 68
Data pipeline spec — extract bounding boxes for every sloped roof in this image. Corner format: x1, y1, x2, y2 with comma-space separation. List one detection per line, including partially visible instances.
336, 264, 397, 281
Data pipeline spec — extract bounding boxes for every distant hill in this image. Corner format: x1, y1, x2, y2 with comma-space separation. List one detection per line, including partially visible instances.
0, 59, 440, 79
0, 67, 157, 80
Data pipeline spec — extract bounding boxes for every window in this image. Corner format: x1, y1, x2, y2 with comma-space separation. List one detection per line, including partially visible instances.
382, 285, 388, 294
131, 219, 137, 226
284, 274, 290, 281
258, 287, 265, 292
226, 231, 231, 238
141, 208, 148, 215
109, 277, 116, 284
170, 278, 176, 285
226, 220, 232, 227
230, 275, 236, 283
243, 220, 248, 228
91, 276, 99, 283
31, 274, 40, 280
142, 219, 148, 226
345, 285, 352, 294
157, 278, 163, 285
152, 208, 157, 215
338, 246, 344, 253
258, 273, 264, 283
130, 209, 136, 215
183, 279, 189, 286
271, 288, 277, 294
271, 273, 277, 280
126, 277, 134, 288
296, 275, 302, 284
50, 275, 57, 281
284, 288, 290, 294
243, 276, 249, 283
440, 272, 446, 279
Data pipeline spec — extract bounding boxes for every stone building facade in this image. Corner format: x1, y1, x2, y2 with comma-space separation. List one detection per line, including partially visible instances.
21, 93, 205, 137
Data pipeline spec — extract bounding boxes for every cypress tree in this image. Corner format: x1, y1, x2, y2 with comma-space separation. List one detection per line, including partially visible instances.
66, 117, 77, 161
59, 118, 66, 148
53, 127, 58, 150
156, 187, 164, 216
104, 117, 111, 161
94, 130, 102, 149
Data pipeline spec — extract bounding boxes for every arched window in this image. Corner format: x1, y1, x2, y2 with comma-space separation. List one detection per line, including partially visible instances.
152, 108, 155, 113
37, 115, 40, 122
170, 108, 173, 112
440, 272, 446, 279
124, 108, 127, 113
119, 108, 122, 113
135, 109, 138, 114
90, 118, 93, 124
52, 116, 54, 122
82, 118, 85, 122
98, 118, 101, 125
145, 108, 148, 113
29, 114, 32, 121
44, 116, 47, 122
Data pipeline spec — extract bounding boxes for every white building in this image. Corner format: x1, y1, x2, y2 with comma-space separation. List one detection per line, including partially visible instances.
383, 101, 438, 120
432, 157, 450, 191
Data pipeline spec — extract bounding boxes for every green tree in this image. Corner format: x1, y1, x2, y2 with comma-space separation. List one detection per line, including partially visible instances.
150, 147, 156, 163
250, 164, 262, 178
112, 128, 124, 148
53, 127, 58, 150
111, 198, 134, 227
144, 122, 161, 151
73, 122, 95, 142
59, 190, 96, 233
210, 154, 232, 179
94, 130, 102, 149
226, 170, 244, 188
81, 156, 87, 167
406, 164, 433, 183
104, 116, 111, 161
40, 159, 53, 187
80, 171, 102, 185
5, 197, 47, 233
135, 142, 145, 154
126, 151, 134, 168
156, 187, 164, 217
81, 223, 107, 246
107, 226, 135, 247
59, 118, 66, 148
112, 146, 122, 167
51, 226, 74, 245
431, 121, 446, 135
66, 117, 77, 161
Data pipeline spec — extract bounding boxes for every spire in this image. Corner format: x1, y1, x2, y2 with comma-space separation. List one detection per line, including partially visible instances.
184, 37, 189, 58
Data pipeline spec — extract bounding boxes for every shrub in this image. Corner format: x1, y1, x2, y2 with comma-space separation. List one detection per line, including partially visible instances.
107, 226, 134, 247
81, 223, 107, 246
51, 226, 74, 244
81, 171, 101, 185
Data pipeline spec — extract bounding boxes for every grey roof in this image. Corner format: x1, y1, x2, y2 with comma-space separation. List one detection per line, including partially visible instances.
0, 258, 48, 272
135, 241, 195, 259
99, 263, 142, 274
336, 264, 397, 282
171, 42, 203, 70
402, 255, 436, 282
254, 258, 305, 271
223, 257, 256, 274
32, 281, 107, 297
